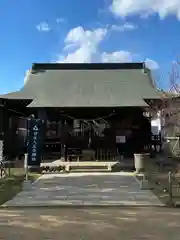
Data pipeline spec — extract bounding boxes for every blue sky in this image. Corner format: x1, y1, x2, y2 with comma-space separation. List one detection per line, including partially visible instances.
0, 0, 180, 93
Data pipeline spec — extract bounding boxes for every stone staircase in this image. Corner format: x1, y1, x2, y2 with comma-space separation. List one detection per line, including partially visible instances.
63, 162, 114, 172
41, 159, 135, 173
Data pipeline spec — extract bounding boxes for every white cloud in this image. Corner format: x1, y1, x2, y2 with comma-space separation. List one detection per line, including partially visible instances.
111, 22, 137, 31
145, 58, 159, 69
36, 22, 51, 32
110, 0, 180, 19
57, 26, 107, 63
101, 51, 134, 62
65, 26, 106, 45
55, 26, 158, 70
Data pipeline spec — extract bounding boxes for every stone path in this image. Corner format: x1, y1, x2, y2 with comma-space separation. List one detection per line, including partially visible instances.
3, 173, 164, 207
0, 207, 180, 239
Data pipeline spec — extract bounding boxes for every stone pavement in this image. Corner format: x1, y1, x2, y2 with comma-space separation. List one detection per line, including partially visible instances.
3, 173, 164, 207
0, 207, 180, 239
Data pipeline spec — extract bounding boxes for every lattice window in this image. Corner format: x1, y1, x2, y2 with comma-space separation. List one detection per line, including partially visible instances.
46, 120, 59, 138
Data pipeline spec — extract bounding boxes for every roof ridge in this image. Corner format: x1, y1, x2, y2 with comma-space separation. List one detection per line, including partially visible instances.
32, 62, 144, 71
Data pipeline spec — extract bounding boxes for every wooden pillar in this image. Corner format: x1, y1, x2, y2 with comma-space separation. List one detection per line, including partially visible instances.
0, 102, 5, 163
1, 102, 10, 159
0, 101, 4, 140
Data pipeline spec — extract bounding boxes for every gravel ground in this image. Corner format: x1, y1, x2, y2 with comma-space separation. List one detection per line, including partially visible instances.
0, 207, 180, 239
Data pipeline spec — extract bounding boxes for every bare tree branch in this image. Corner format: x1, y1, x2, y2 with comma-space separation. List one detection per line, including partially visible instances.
162, 57, 180, 137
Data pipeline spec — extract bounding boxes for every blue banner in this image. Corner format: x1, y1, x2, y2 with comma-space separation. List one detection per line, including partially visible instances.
27, 119, 43, 166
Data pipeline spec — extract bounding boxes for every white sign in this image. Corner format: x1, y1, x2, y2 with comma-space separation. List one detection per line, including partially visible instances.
116, 136, 126, 143
0, 140, 3, 162
33, 125, 38, 131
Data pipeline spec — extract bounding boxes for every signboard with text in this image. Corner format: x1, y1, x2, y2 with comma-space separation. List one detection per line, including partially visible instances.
27, 119, 43, 167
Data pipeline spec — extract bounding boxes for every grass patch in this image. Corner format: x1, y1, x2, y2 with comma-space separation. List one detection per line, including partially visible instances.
0, 168, 41, 205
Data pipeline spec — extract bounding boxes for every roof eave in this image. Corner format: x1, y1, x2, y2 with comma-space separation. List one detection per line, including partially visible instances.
0, 91, 33, 100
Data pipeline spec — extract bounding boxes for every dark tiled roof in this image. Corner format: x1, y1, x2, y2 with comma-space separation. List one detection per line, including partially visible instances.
0, 63, 161, 108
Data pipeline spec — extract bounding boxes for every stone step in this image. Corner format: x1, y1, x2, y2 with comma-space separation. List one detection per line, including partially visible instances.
69, 168, 111, 173
41, 164, 135, 173
66, 166, 112, 172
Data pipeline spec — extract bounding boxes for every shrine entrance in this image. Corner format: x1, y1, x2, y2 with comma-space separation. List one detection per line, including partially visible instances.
42, 107, 151, 162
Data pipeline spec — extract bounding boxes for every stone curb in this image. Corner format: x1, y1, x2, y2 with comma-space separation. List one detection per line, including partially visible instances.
0, 204, 166, 209
38, 172, 138, 178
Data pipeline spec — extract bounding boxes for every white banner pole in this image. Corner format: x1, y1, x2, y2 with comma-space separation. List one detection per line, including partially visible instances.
24, 153, 28, 180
